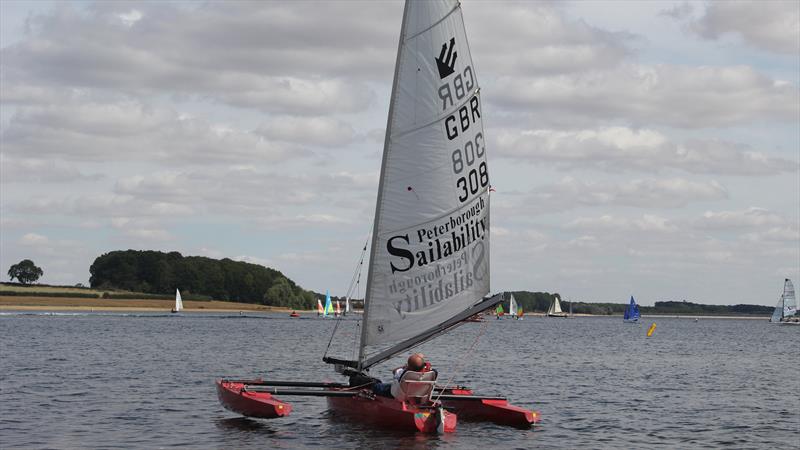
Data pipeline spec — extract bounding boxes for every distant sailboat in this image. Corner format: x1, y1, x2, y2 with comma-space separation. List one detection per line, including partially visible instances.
335, 300, 342, 317
517, 306, 524, 320
770, 279, 798, 325
509, 294, 518, 319
496, 303, 505, 319
546, 296, 567, 318
323, 290, 334, 318
171, 289, 183, 313
623, 296, 641, 323
317, 299, 324, 316
344, 297, 351, 316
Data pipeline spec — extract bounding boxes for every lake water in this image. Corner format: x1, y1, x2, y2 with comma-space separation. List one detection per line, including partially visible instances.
1, 312, 798, 449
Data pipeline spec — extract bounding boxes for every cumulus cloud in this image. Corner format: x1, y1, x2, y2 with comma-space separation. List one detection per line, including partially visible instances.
1, 101, 307, 164
564, 214, 678, 233
1, 2, 389, 113
256, 116, 356, 147
492, 64, 798, 128
0, 155, 103, 183
467, 2, 634, 75
687, 1, 800, 55
696, 207, 788, 229
513, 176, 727, 215
494, 126, 799, 175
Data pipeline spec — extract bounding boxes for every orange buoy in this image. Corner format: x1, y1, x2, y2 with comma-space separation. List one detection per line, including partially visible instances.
647, 322, 656, 337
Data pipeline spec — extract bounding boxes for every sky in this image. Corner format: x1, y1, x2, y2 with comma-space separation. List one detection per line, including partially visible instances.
1, 0, 798, 306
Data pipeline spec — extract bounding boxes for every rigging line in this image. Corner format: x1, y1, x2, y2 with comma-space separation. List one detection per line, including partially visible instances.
324, 230, 371, 359
432, 318, 489, 403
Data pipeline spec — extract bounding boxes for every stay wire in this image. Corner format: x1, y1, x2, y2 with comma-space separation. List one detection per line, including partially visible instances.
323, 232, 371, 359
432, 318, 490, 403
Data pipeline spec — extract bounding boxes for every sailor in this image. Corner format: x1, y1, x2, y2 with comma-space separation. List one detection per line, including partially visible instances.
371, 353, 436, 398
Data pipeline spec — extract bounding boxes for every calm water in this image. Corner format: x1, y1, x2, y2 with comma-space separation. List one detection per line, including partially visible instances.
1, 312, 798, 449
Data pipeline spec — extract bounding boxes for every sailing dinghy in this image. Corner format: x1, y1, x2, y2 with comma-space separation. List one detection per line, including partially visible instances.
623, 296, 641, 323
509, 294, 518, 319
171, 289, 183, 314
770, 279, 799, 324
217, 0, 539, 432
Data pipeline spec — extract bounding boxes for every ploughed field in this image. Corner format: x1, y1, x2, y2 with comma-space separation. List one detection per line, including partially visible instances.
0, 312, 796, 448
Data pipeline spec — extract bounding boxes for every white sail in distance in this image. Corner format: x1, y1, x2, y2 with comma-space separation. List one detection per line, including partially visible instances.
782, 279, 796, 318
547, 297, 563, 315
509, 294, 518, 317
175, 289, 183, 312
360, 0, 490, 362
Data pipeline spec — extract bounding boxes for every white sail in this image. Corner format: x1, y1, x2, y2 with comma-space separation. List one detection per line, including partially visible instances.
547, 297, 563, 315
359, 0, 490, 362
175, 289, 183, 312
771, 298, 783, 322
345, 297, 351, 313
782, 279, 796, 318
509, 294, 518, 317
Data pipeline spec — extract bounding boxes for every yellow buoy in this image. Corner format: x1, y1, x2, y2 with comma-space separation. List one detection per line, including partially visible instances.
647, 322, 656, 337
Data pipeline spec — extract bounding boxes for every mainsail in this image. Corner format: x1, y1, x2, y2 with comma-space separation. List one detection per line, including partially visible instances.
547, 297, 563, 315
509, 294, 518, 318
356, 0, 494, 371
623, 296, 640, 322
781, 279, 796, 318
324, 290, 333, 317
773, 279, 797, 322
175, 289, 183, 312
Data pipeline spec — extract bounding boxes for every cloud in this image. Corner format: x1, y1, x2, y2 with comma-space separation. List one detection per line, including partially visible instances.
494, 126, 799, 175
1, 2, 388, 113
659, 2, 694, 20
686, 1, 800, 55
4, 167, 374, 233
742, 227, 800, 243
467, 2, 634, 75
256, 116, 356, 147
1, 101, 303, 164
564, 214, 678, 233
19, 232, 49, 246
696, 207, 788, 229
121, 228, 173, 241
518, 176, 727, 213
0, 155, 103, 183
492, 64, 798, 128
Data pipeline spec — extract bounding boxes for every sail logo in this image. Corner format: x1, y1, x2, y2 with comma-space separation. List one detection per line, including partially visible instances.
435, 37, 458, 79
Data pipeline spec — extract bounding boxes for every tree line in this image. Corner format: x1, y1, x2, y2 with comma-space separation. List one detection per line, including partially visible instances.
89, 250, 323, 310
502, 292, 771, 315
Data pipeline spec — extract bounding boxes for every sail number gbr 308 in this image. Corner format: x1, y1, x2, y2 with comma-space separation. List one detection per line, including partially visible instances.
439, 66, 487, 204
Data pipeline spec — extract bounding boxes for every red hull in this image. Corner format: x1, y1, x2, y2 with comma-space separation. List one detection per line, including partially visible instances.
327, 392, 457, 433
441, 389, 540, 429
216, 380, 292, 419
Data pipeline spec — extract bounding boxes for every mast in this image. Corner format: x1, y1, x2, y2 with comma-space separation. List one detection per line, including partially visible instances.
357, 0, 411, 372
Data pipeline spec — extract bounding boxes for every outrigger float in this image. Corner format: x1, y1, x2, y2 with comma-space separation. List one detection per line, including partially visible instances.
217, 0, 540, 433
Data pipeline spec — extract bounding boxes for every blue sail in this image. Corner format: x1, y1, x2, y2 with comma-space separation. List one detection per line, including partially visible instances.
324, 289, 333, 317
624, 296, 640, 322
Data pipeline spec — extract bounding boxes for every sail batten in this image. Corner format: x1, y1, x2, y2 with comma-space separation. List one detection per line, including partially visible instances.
358, 0, 491, 370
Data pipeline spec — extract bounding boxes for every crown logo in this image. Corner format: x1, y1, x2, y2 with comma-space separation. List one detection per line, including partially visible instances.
435, 37, 457, 79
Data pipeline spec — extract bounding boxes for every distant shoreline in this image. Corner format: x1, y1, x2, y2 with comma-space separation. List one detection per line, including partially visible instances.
0, 296, 313, 313
0, 296, 769, 319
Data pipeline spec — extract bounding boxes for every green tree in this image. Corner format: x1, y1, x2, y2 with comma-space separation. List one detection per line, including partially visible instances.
8, 259, 44, 284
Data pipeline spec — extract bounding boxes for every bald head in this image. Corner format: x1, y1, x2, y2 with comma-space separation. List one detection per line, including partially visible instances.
407, 354, 425, 371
